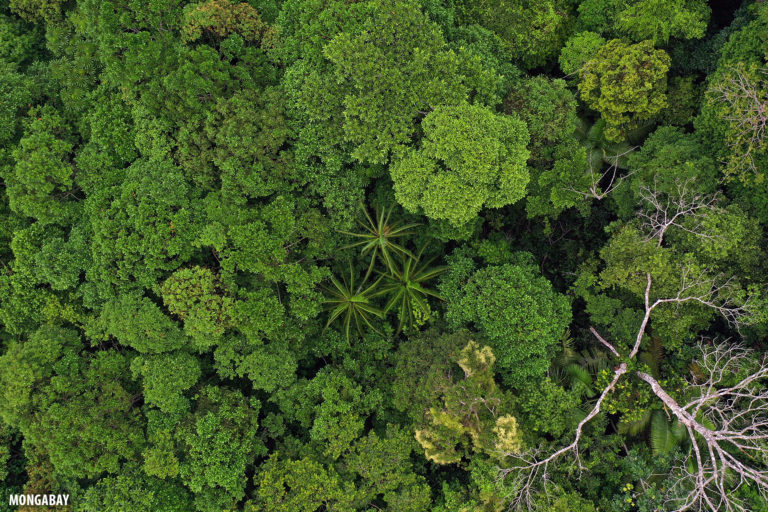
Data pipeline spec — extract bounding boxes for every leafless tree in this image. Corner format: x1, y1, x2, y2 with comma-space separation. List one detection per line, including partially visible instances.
637, 341, 768, 512
711, 64, 768, 177
637, 178, 720, 247
496, 270, 759, 510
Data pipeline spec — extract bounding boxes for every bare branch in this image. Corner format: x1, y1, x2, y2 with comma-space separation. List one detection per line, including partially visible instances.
567, 146, 638, 200
497, 270, 756, 510
637, 178, 720, 247
711, 65, 768, 178
589, 326, 620, 358
637, 341, 768, 512
651, 267, 751, 331
496, 363, 627, 510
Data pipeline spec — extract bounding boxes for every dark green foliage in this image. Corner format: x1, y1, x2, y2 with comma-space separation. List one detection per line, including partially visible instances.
0, 1, 766, 510
455, 0, 575, 69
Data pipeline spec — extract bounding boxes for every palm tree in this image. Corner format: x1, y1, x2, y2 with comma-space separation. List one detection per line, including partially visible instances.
323, 264, 385, 342
340, 204, 419, 278
375, 247, 446, 334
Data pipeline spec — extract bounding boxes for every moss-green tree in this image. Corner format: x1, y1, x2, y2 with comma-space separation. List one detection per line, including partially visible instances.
578, 39, 670, 141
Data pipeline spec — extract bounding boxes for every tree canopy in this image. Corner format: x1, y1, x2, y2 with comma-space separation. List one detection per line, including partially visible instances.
0, 1, 767, 511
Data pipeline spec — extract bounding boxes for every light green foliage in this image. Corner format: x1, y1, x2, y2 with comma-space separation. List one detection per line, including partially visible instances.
9, 222, 88, 291
249, 455, 354, 512
391, 103, 529, 227
442, 261, 571, 387
559, 32, 606, 76
574, 0, 627, 37
415, 341, 521, 464
214, 334, 298, 393
574, 224, 743, 350
324, 0, 480, 164
203, 195, 328, 322
616, 0, 710, 45
131, 352, 201, 414
579, 39, 670, 141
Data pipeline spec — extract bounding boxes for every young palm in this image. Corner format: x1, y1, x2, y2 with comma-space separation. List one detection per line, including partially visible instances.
323, 264, 385, 342
340, 204, 419, 277
376, 247, 446, 334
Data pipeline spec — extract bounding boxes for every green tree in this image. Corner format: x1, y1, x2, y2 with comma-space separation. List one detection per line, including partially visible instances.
391, 103, 529, 227
578, 39, 670, 141
249, 455, 354, 512
7, 106, 78, 225
181, 0, 275, 45
559, 32, 606, 76
161, 266, 234, 351
454, 0, 574, 69
342, 426, 431, 511
324, 0, 487, 164
79, 463, 193, 512
176, 386, 265, 512
99, 293, 188, 354
442, 260, 571, 388
130, 351, 201, 415
0, 326, 145, 479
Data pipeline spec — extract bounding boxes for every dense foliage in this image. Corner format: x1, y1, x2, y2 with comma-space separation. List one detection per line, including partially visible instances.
0, 0, 767, 510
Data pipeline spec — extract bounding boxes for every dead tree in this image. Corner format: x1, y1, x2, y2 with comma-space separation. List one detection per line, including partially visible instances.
637, 341, 768, 512
497, 186, 759, 510
497, 270, 757, 510
711, 64, 768, 178
637, 178, 720, 247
